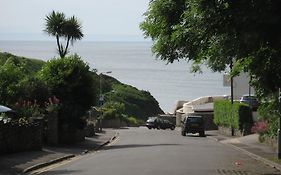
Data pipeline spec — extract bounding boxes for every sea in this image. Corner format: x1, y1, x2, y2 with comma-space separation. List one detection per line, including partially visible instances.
0, 41, 229, 113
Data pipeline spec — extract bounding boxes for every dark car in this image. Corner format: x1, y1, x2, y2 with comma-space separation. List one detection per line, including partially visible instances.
146, 117, 175, 130
239, 95, 259, 111
160, 119, 175, 130
181, 115, 205, 137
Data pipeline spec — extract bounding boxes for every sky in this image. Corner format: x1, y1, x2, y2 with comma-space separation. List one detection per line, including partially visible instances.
0, 0, 150, 41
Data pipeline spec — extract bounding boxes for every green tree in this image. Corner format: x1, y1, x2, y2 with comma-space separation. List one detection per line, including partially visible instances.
140, 0, 281, 117
44, 11, 84, 58
39, 54, 98, 129
102, 102, 125, 120
140, 1, 281, 86
17, 77, 50, 106
0, 60, 24, 106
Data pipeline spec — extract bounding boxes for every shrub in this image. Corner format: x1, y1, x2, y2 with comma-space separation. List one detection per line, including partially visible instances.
0, 60, 25, 105
102, 102, 125, 120
257, 99, 279, 138
214, 100, 253, 131
251, 121, 267, 134
39, 54, 98, 129
124, 116, 138, 126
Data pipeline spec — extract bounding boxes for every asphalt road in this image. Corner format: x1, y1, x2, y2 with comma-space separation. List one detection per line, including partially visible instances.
39, 127, 281, 175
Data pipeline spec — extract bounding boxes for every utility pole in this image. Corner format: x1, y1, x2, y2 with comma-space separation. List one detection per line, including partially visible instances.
277, 88, 281, 159
230, 58, 234, 136
98, 71, 112, 132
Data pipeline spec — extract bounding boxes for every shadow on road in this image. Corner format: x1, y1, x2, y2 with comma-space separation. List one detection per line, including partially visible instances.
105, 143, 181, 150
42, 169, 82, 175
184, 134, 206, 138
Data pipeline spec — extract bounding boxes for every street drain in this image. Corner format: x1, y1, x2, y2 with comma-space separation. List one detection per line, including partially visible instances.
216, 169, 250, 175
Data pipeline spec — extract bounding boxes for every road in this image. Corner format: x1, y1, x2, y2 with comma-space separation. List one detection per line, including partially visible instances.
39, 127, 280, 175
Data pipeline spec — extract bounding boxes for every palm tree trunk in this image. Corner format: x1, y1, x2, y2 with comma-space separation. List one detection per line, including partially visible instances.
56, 35, 63, 58
63, 36, 71, 57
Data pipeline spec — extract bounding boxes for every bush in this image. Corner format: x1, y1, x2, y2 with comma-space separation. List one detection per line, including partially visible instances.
102, 102, 125, 120
214, 100, 253, 132
124, 116, 138, 126
0, 60, 25, 105
257, 99, 279, 138
17, 77, 51, 106
39, 54, 98, 129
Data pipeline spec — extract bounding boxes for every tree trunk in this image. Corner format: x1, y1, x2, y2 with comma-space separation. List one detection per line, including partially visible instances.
56, 35, 63, 58
63, 36, 71, 57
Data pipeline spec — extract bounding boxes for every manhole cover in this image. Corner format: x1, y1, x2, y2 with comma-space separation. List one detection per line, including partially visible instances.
216, 169, 250, 175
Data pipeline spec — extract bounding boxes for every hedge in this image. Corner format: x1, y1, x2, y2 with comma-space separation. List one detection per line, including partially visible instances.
214, 100, 253, 130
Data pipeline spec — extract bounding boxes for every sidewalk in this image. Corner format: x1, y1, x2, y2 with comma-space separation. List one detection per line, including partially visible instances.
207, 130, 281, 171
0, 129, 118, 175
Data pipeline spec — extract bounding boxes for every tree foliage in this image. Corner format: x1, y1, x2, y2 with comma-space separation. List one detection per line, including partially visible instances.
140, 0, 281, 93
39, 54, 98, 129
102, 75, 164, 120
17, 77, 50, 106
44, 11, 84, 58
0, 60, 24, 105
141, 1, 281, 133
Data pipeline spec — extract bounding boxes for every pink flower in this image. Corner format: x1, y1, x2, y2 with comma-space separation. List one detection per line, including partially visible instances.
251, 121, 267, 134
53, 96, 60, 104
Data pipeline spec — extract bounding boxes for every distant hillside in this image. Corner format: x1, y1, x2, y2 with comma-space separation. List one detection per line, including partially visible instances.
0, 52, 45, 74
0, 52, 164, 120
101, 75, 164, 120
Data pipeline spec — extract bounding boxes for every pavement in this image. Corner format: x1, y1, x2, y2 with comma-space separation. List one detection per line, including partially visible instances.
0, 129, 118, 175
207, 130, 281, 172
0, 128, 281, 175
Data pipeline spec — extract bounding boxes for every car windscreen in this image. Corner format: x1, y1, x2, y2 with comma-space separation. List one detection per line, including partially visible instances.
187, 117, 203, 123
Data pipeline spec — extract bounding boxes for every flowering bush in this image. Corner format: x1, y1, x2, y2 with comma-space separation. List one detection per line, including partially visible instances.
251, 121, 267, 134
45, 96, 60, 114
13, 96, 60, 121
15, 100, 42, 119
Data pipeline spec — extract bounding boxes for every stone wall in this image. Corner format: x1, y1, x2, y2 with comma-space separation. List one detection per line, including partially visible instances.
45, 115, 58, 145
0, 121, 42, 154
102, 119, 127, 128
218, 126, 243, 137
58, 124, 85, 144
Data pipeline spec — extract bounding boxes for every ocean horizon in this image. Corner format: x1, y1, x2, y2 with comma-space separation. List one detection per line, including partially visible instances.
0, 40, 229, 113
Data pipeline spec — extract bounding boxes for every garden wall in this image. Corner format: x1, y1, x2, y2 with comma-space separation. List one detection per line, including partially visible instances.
0, 121, 42, 154
102, 119, 127, 128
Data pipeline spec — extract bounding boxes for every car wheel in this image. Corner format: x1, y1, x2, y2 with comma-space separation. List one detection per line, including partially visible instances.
148, 127, 152, 129
181, 130, 186, 136
157, 126, 160, 130
171, 126, 175, 130
199, 131, 205, 137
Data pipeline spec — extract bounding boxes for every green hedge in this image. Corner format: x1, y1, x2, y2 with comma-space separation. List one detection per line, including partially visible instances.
214, 100, 252, 130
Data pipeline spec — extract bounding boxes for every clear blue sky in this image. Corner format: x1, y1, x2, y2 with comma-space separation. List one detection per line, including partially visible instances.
0, 0, 150, 41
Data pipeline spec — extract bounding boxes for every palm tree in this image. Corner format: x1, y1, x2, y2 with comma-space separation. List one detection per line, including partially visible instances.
44, 11, 84, 58
62, 16, 84, 57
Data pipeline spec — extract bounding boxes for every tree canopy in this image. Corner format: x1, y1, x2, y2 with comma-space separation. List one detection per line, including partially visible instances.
39, 54, 98, 129
44, 11, 84, 58
140, 0, 281, 95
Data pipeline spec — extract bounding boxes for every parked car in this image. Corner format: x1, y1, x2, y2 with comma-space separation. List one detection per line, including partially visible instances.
239, 95, 259, 111
181, 115, 205, 137
160, 119, 175, 130
146, 117, 175, 130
